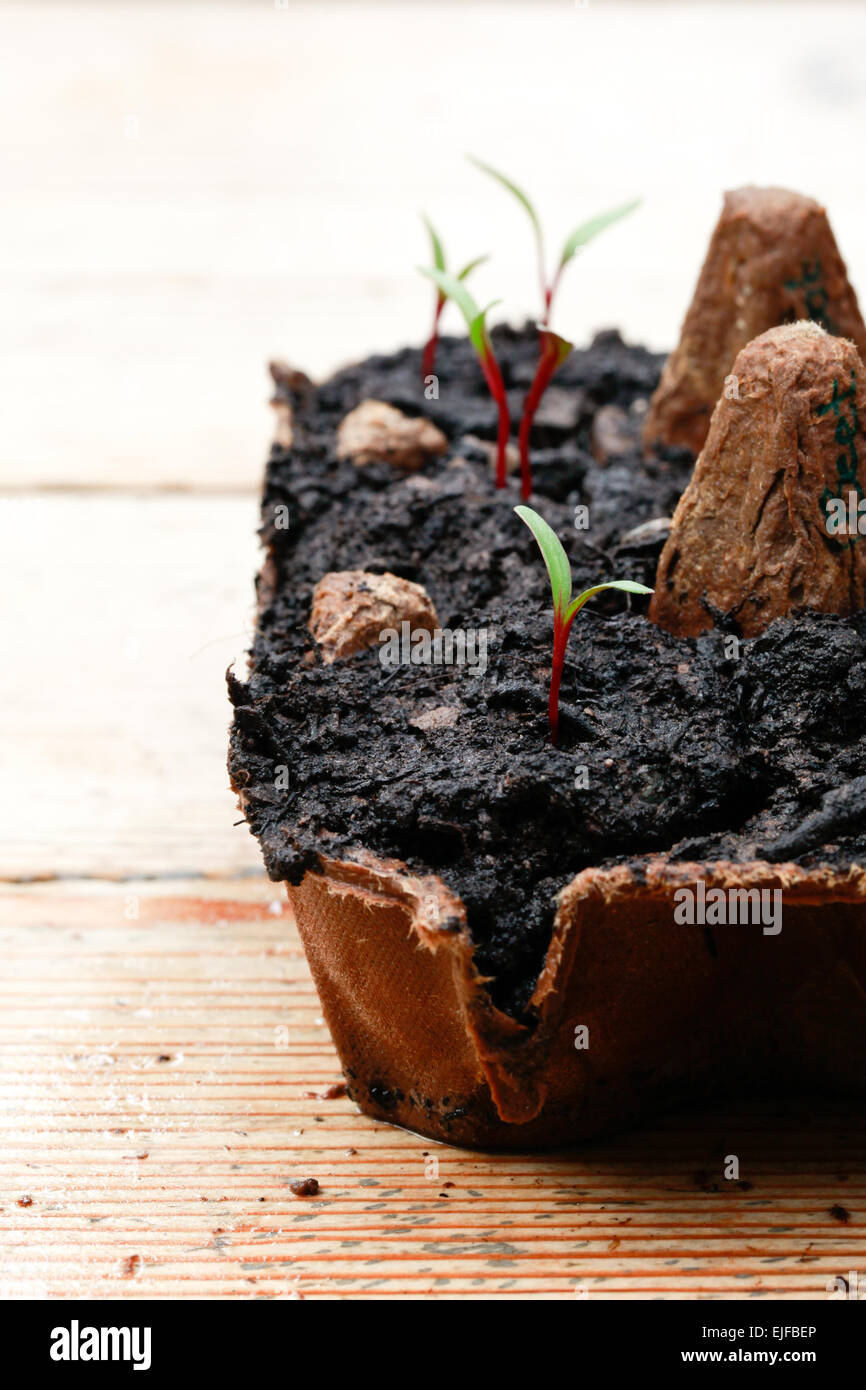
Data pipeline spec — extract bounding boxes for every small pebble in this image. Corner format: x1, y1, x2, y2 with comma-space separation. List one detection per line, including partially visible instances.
289, 1178, 320, 1198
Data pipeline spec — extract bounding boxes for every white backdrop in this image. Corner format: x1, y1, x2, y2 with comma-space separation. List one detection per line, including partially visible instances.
4, 0, 866, 488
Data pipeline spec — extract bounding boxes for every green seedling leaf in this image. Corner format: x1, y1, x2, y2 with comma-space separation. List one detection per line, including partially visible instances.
457, 253, 489, 281
558, 197, 641, 270
564, 578, 653, 624
514, 504, 572, 616
419, 266, 510, 487
515, 504, 653, 743
537, 326, 574, 371
467, 155, 541, 238
418, 265, 479, 330
468, 155, 548, 311
516, 500, 652, 624
421, 214, 446, 272
418, 266, 498, 357
418, 227, 487, 387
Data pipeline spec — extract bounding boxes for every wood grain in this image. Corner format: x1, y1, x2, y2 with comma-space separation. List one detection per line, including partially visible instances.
1, 879, 864, 1300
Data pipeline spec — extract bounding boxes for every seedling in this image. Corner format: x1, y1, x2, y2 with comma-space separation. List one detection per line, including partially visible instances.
420, 216, 488, 382
418, 266, 511, 487
517, 328, 573, 500
467, 157, 639, 325
514, 504, 652, 745
467, 159, 638, 497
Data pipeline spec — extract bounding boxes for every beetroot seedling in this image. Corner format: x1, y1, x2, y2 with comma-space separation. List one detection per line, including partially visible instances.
418, 265, 511, 487
468, 158, 638, 496
514, 504, 652, 745
517, 328, 573, 500
420, 216, 488, 383
467, 156, 639, 324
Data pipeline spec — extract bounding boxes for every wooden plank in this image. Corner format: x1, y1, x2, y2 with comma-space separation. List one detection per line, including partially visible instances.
0, 494, 265, 880
5, 2, 866, 488
1, 879, 863, 1300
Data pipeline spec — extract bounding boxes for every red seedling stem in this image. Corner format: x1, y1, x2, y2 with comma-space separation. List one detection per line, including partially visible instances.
479, 348, 511, 488
518, 329, 573, 501
421, 292, 445, 382
543, 266, 563, 325
548, 608, 573, 746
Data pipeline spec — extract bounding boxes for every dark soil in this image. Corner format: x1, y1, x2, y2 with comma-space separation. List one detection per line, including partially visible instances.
229, 325, 866, 1016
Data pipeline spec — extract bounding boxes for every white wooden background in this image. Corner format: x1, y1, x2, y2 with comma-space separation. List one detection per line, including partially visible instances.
3, 0, 866, 1300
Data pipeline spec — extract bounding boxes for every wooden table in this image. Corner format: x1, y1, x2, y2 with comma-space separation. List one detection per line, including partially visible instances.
3, 879, 864, 1300
4, 0, 866, 1301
